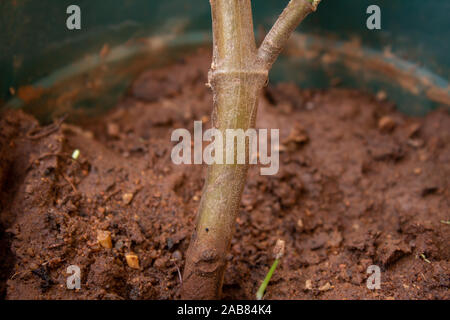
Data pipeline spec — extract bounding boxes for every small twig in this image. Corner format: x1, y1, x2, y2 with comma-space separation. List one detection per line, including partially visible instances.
61, 172, 78, 193
26, 115, 68, 140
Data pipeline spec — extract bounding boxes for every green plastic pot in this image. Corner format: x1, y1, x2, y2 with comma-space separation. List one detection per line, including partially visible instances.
1, 0, 449, 121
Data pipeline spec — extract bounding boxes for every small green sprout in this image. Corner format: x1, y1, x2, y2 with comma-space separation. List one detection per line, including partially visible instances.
256, 239, 285, 300
72, 149, 80, 160
440, 220, 450, 225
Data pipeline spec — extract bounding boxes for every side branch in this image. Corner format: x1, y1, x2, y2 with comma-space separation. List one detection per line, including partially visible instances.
257, 0, 321, 71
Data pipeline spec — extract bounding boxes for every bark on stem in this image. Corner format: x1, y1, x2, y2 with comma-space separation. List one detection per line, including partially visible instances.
181, 0, 320, 300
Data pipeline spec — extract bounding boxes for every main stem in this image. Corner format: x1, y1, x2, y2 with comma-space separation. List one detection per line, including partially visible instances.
181, 0, 319, 300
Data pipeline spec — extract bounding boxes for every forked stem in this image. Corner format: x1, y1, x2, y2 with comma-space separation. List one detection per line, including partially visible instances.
181, 0, 321, 300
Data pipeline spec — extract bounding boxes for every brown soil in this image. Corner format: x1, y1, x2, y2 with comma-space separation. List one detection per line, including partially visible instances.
0, 49, 449, 300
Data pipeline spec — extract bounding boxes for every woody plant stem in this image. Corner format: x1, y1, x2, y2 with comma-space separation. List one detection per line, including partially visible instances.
181, 0, 321, 300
